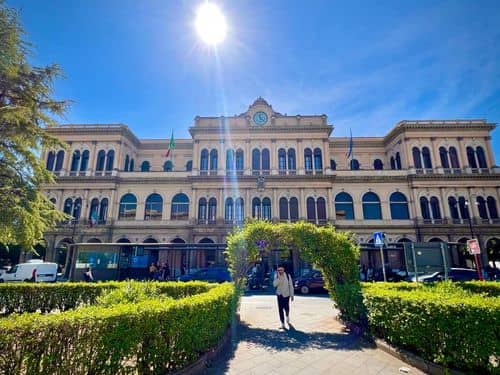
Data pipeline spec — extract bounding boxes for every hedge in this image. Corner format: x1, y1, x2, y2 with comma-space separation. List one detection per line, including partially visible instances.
0, 282, 236, 374
0, 281, 215, 315
362, 282, 500, 373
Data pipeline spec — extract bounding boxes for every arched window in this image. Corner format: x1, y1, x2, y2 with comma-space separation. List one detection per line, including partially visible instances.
307, 197, 316, 222
395, 152, 401, 169
186, 160, 192, 171
49, 197, 56, 205
163, 160, 173, 172
429, 238, 444, 243
487, 196, 499, 219
439, 147, 449, 168
279, 197, 289, 221
80, 150, 89, 172
262, 197, 271, 220
449, 147, 459, 168
46, 151, 55, 171
420, 197, 430, 220
412, 147, 422, 169
63, 198, 73, 215
252, 197, 261, 219
467, 146, 477, 168
422, 147, 432, 169
304, 148, 313, 172
171, 193, 189, 220
458, 196, 469, 219
448, 197, 459, 219
235, 198, 244, 222
476, 146, 487, 168
278, 148, 286, 171
373, 159, 383, 170
226, 149, 235, 171
200, 149, 209, 171
210, 149, 218, 171
390, 192, 409, 219
362, 192, 382, 220
199, 198, 207, 221
262, 149, 270, 171
477, 196, 488, 219
105, 150, 114, 171
208, 198, 217, 223
124, 155, 130, 171
70, 150, 80, 172
335, 192, 354, 220
119, 194, 137, 220
390, 156, 395, 170
141, 161, 150, 172
330, 159, 336, 171
224, 197, 233, 221
144, 194, 162, 220
96, 150, 106, 171
99, 198, 108, 222
252, 149, 261, 171
314, 148, 323, 171
129, 159, 134, 172
289, 197, 299, 222
73, 198, 82, 220
430, 197, 441, 219
89, 198, 99, 221
317, 197, 327, 222
235, 149, 244, 171
55, 150, 64, 171
287, 149, 296, 171
350, 159, 359, 170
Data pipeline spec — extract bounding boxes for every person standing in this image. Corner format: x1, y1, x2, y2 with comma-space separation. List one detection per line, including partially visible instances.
83, 267, 94, 282
273, 265, 294, 329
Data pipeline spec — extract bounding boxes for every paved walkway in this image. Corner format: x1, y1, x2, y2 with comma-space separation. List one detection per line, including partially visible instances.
208, 294, 425, 375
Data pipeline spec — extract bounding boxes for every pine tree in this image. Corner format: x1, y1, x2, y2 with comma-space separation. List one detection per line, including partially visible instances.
0, 1, 68, 250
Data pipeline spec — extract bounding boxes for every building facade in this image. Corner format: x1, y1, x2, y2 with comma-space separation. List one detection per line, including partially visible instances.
40, 98, 500, 273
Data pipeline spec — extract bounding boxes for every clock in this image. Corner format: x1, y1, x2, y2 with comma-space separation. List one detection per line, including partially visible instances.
253, 111, 268, 125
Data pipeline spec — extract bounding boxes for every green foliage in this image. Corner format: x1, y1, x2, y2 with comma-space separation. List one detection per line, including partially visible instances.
0, 282, 236, 374
0, 1, 69, 250
226, 221, 364, 324
362, 281, 500, 373
96, 281, 173, 307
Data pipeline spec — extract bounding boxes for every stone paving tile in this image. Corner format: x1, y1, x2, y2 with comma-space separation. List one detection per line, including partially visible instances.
207, 294, 425, 375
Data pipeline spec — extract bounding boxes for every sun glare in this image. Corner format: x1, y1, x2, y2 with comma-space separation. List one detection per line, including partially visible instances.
195, 2, 227, 45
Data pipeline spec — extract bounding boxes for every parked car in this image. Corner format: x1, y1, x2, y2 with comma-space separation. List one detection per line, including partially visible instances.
409, 268, 480, 282
0, 261, 58, 283
294, 270, 326, 294
178, 267, 231, 283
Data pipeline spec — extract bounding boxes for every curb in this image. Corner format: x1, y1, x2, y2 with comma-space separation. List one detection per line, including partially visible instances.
374, 338, 466, 375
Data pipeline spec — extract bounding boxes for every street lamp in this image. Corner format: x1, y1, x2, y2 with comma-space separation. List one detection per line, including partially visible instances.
64, 200, 81, 279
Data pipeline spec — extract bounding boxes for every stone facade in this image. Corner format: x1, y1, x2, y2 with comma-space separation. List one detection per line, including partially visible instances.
40, 98, 500, 266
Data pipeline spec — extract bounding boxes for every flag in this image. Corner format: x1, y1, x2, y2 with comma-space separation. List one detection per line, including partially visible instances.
165, 131, 175, 158
346, 129, 353, 159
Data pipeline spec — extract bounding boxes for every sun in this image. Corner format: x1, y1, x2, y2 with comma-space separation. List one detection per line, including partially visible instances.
195, 2, 227, 45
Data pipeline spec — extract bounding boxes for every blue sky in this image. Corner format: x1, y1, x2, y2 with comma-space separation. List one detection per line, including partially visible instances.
8, 0, 500, 162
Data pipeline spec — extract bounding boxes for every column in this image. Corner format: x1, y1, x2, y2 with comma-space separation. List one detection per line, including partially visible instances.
136, 201, 145, 221
299, 188, 306, 220
63, 146, 71, 175
439, 187, 450, 219
115, 140, 123, 173
297, 140, 304, 175
272, 188, 278, 221
108, 188, 116, 221
219, 139, 226, 175
402, 138, 410, 169
245, 188, 251, 219
218, 188, 224, 221
189, 188, 197, 222
88, 141, 98, 175
244, 140, 251, 175
429, 137, 438, 169
323, 139, 330, 174
327, 187, 334, 221
192, 140, 200, 175
467, 188, 479, 218
271, 139, 277, 175
380, 195, 390, 221
81, 189, 90, 221
457, 137, 468, 168
409, 187, 419, 220
485, 136, 495, 169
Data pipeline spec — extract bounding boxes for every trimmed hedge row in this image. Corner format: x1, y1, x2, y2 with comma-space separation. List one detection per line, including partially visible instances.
0, 281, 215, 314
0, 282, 236, 374
362, 282, 500, 373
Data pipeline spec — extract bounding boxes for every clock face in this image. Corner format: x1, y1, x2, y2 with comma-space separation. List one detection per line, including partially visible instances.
253, 111, 268, 125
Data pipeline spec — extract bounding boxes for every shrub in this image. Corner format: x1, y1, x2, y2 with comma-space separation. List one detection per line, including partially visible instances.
363, 282, 500, 373
0, 282, 236, 374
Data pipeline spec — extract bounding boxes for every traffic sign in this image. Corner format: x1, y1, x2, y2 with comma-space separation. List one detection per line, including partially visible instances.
374, 232, 384, 246
467, 239, 481, 255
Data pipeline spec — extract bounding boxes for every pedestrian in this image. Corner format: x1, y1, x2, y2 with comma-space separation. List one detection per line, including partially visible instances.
149, 263, 157, 280
83, 267, 94, 282
273, 265, 294, 329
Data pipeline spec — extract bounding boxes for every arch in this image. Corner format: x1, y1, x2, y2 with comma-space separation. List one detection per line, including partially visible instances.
317, 197, 327, 221
200, 149, 209, 171
87, 238, 101, 243
235, 149, 244, 171
46, 151, 55, 171
235, 197, 244, 222
287, 149, 296, 171
252, 197, 261, 219
49, 197, 56, 205
439, 146, 449, 168
467, 146, 477, 168
199, 238, 214, 244
163, 160, 173, 172
335, 192, 354, 220
199, 197, 208, 221
449, 147, 459, 168
118, 193, 137, 220
397, 238, 412, 243
448, 196, 459, 219
116, 238, 131, 243
252, 148, 261, 171
95, 150, 105, 172
430, 197, 441, 219
208, 197, 217, 223
145, 193, 163, 220
412, 147, 422, 168
330, 159, 336, 171
422, 147, 432, 168
99, 198, 108, 223
186, 160, 192, 172
171, 193, 189, 220
73, 198, 82, 220
129, 158, 135, 171
476, 196, 488, 219
373, 159, 383, 170
313, 148, 323, 170
261, 149, 270, 170
224, 197, 233, 221
304, 148, 313, 172
226, 149, 235, 171
171, 237, 185, 244
428, 237, 445, 242
390, 156, 395, 170
420, 197, 430, 220
289, 197, 299, 222
278, 148, 287, 171
143, 237, 158, 243
487, 196, 499, 219
89, 198, 99, 222
124, 155, 130, 171
350, 159, 360, 170
458, 196, 469, 219
476, 146, 487, 168
262, 197, 271, 220
362, 192, 382, 220
80, 150, 89, 172
306, 197, 316, 221
55, 150, 65, 171
395, 152, 401, 169
486, 237, 500, 263
141, 161, 150, 172
70, 150, 80, 172
105, 150, 115, 171
279, 197, 289, 221
210, 149, 218, 171
63, 198, 73, 215
390, 192, 409, 219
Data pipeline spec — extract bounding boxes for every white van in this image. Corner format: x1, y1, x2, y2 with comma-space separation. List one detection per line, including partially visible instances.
0, 261, 58, 282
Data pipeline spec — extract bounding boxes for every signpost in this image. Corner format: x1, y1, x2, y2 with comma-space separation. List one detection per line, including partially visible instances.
467, 239, 484, 281
373, 232, 387, 282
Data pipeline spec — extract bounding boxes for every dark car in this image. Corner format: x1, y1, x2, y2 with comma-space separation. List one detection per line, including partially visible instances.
293, 270, 326, 294
178, 267, 231, 283
410, 268, 480, 282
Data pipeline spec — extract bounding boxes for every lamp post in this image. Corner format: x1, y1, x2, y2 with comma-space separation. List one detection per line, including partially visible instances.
464, 200, 484, 280
64, 200, 81, 280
